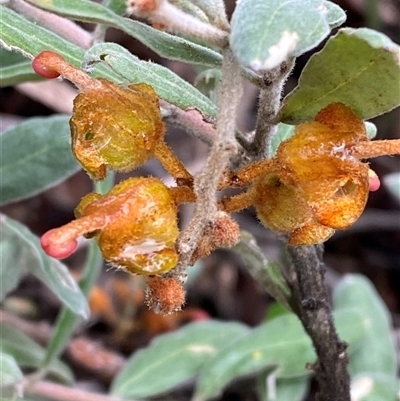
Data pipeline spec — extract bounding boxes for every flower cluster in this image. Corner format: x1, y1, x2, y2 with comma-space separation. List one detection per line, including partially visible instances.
33, 51, 399, 312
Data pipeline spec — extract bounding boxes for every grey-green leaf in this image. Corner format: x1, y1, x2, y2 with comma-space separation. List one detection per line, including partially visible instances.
193, 309, 365, 400
350, 373, 399, 401
0, 7, 144, 84
0, 241, 24, 301
334, 274, 397, 377
365, 121, 377, 139
0, 116, 80, 206
257, 375, 309, 401
269, 123, 295, 157
0, 323, 73, 383
40, 240, 104, 377
281, 28, 400, 123
230, 0, 331, 71
232, 231, 293, 311
25, 0, 222, 66
0, 61, 41, 87
323, 1, 346, 28
111, 321, 249, 398
0, 215, 89, 318
0, 352, 23, 387
0, 47, 40, 87
0, 6, 84, 65
83, 43, 217, 116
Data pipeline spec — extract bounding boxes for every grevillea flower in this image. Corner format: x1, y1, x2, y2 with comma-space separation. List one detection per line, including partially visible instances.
253, 102, 400, 245
32, 51, 191, 182
70, 81, 165, 180
41, 177, 179, 275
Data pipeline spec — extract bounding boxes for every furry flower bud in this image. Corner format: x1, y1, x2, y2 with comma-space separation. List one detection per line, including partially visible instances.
71, 82, 164, 180
42, 177, 179, 275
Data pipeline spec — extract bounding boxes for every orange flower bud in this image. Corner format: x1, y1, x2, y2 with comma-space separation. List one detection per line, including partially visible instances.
247, 103, 390, 245
222, 103, 399, 245
70, 82, 165, 180
32, 51, 165, 181
253, 174, 334, 245
274, 103, 370, 238
276, 104, 367, 193
41, 177, 179, 275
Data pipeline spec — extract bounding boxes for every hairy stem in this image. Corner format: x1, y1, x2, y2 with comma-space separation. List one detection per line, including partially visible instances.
352, 139, 400, 159
126, 0, 228, 47
219, 190, 253, 213
250, 59, 294, 159
160, 100, 216, 146
176, 47, 243, 271
288, 245, 351, 401
154, 140, 193, 181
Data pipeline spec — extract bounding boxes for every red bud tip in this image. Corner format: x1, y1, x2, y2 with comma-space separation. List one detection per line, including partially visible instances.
189, 309, 210, 321
368, 169, 380, 192
32, 51, 61, 79
41, 229, 78, 259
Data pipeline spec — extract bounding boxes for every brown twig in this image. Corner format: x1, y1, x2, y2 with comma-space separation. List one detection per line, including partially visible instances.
23, 378, 136, 401
288, 245, 351, 401
160, 100, 216, 146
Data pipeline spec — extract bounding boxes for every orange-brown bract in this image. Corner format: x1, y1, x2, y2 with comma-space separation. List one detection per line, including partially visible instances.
71, 82, 165, 181
253, 103, 370, 245
145, 276, 186, 314
190, 211, 240, 264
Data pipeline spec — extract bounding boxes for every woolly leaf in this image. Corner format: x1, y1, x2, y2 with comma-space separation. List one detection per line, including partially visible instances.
230, 0, 331, 71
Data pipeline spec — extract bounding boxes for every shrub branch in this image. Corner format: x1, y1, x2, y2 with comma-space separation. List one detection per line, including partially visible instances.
175, 47, 243, 273
288, 245, 351, 401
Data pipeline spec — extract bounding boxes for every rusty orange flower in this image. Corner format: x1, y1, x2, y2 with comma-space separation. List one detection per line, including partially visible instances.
223, 103, 400, 245
32, 51, 191, 182
41, 177, 179, 275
